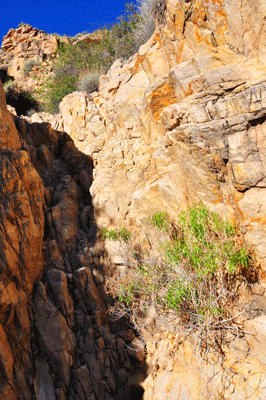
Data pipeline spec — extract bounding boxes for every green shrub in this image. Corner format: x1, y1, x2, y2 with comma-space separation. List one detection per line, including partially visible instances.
102, 227, 131, 242
3, 80, 14, 92
23, 59, 41, 75
17, 22, 30, 28
108, 2, 140, 59
49, 63, 78, 110
149, 211, 171, 233
40, 39, 114, 113
106, 203, 252, 340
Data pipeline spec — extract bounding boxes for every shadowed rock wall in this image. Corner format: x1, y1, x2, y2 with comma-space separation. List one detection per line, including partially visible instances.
0, 81, 145, 400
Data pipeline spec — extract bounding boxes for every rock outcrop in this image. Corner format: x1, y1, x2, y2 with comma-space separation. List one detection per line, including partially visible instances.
0, 81, 145, 400
0, 24, 60, 98
25, 0, 266, 397
0, 25, 111, 96
1, 24, 58, 79
3, 0, 266, 399
55, 0, 266, 274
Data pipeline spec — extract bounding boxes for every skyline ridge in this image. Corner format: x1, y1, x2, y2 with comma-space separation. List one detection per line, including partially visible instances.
1, 0, 134, 44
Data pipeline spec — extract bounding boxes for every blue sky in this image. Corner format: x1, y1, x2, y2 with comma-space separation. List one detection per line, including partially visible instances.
1, 0, 136, 43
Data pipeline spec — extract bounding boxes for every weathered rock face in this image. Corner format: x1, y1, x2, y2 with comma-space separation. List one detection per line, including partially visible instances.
0, 25, 108, 97
0, 24, 61, 98
33, 0, 266, 397
56, 0, 266, 274
1, 24, 58, 78
0, 82, 145, 400
3, 1, 266, 399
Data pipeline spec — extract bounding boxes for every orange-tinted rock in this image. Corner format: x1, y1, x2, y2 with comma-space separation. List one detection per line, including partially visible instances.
55, 0, 266, 275
0, 83, 20, 150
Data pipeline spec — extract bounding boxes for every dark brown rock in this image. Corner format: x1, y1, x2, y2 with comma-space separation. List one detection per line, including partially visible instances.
46, 268, 74, 327
34, 282, 76, 386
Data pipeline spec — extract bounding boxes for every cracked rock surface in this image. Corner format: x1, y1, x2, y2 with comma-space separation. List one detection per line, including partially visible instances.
3, 0, 266, 399
0, 82, 144, 400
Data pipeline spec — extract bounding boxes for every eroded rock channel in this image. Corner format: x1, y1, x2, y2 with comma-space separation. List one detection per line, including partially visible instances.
0, 84, 145, 400
3, 0, 266, 399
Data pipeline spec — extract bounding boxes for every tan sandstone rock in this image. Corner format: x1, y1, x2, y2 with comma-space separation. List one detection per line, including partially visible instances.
56, 0, 266, 274
51, 2, 266, 397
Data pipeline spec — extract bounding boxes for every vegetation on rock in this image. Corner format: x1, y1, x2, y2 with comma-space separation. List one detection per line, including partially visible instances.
39, 0, 165, 113
106, 204, 252, 343
23, 58, 41, 75
77, 71, 102, 94
102, 226, 132, 242
17, 22, 31, 28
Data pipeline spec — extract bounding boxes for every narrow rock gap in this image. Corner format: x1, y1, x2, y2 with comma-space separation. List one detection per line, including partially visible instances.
7, 116, 148, 400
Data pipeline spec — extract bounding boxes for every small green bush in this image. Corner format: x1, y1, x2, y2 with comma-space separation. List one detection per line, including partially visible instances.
149, 211, 171, 233
3, 80, 14, 92
106, 203, 252, 340
102, 227, 131, 242
40, 39, 114, 113
23, 59, 41, 75
17, 22, 30, 28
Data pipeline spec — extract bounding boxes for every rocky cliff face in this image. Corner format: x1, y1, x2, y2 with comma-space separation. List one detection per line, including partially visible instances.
54, 0, 266, 272
3, 0, 266, 399
0, 25, 108, 95
0, 82, 145, 400
0, 24, 59, 95
25, 0, 266, 397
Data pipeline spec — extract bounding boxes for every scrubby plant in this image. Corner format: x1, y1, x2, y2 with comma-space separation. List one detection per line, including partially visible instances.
132, 0, 166, 50
17, 22, 30, 28
151, 0, 166, 24
133, 0, 156, 48
49, 63, 78, 107
102, 227, 131, 242
108, 2, 140, 59
40, 39, 113, 113
149, 211, 171, 233
3, 80, 14, 92
23, 59, 41, 75
105, 204, 253, 343
26, 107, 37, 117
77, 71, 102, 94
